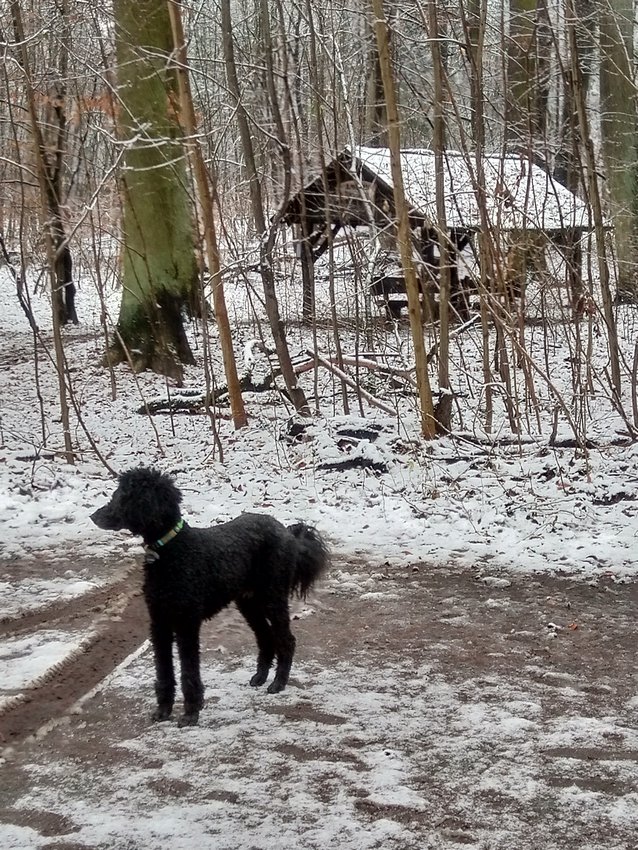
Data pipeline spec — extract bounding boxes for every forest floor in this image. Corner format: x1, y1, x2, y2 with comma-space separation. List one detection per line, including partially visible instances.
1, 553, 637, 850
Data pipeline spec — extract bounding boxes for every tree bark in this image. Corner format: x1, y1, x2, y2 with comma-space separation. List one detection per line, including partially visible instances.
566, 0, 622, 396
167, 0, 247, 429
506, 0, 538, 149
111, 0, 199, 384
464, 0, 493, 433
364, 13, 389, 146
10, 0, 74, 464
600, 0, 638, 301
428, 1, 452, 433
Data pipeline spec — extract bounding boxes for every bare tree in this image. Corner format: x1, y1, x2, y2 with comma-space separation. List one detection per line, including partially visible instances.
427, 0, 453, 432
2, 0, 636, 449
9, 0, 74, 463
220, 0, 309, 414
363, 7, 389, 146
372, 0, 436, 439
565, 0, 622, 396
167, 0, 247, 430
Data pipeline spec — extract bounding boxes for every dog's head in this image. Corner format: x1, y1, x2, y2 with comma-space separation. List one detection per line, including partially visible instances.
91, 467, 183, 543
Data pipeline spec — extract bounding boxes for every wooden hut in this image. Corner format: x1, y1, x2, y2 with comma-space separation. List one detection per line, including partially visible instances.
281, 146, 593, 320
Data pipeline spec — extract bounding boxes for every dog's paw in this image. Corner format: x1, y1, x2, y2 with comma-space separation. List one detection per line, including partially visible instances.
266, 679, 287, 694
177, 712, 200, 728
250, 671, 268, 687
151, 707, 173, 722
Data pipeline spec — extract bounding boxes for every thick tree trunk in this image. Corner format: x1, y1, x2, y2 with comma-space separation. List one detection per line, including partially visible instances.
600, 0, 638, 301
111, 0, 198, 383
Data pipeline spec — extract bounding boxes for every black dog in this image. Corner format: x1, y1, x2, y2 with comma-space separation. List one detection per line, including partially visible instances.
91, 467, 328, 727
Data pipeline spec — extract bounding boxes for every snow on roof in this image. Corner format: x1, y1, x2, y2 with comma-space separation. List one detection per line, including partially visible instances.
350, 146, 592, 232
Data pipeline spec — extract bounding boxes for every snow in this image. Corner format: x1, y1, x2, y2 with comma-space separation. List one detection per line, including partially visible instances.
3, 648, 638, 849
0, 577, 97, 618
0, 631, 87, 707
350, 146, 593, 231
0, 240, 637, 847
0, 252, 637, 611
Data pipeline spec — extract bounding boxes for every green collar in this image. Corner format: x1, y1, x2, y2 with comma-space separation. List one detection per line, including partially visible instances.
155, 517, 184, 548
144, 518, 184, 564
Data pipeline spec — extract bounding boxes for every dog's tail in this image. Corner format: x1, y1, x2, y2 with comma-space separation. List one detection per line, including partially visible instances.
288, 523, 329, 598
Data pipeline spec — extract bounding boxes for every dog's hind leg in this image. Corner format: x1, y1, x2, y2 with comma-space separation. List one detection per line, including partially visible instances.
150, 620, 175, 722
236, 598, 275, 687
267, 607, 296, 694
175, 623, 205, 727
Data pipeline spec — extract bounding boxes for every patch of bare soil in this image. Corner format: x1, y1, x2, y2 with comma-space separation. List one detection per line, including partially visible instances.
0, 569, 147, 746
0, 557, 636, 848
0, 550, 127, 587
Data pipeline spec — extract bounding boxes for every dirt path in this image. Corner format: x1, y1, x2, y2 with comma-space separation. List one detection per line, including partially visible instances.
0, 567, 137, 637
0, 559, 636, 849
2, 559, 637, 746
0, 571, 147, 746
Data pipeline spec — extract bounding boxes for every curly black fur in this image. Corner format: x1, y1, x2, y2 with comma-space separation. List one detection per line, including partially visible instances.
91, 467, 328, 727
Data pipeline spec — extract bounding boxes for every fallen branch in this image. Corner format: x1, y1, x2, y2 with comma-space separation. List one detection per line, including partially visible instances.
310, 350, 396, 416
137, 349, 404, 417
295, 351, 416, 389
427, 313, 480, 362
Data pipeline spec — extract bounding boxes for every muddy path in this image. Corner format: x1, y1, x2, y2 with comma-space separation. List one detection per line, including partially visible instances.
0, 567, 137, 638
2, 559, 636, 753
0, 560, 637, 848
0, 572, 148, 747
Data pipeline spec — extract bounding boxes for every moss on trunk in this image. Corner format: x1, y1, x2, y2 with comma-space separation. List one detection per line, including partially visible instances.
111, 0, 199, 381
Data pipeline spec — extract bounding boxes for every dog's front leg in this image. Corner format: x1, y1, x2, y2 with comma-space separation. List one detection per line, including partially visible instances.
175, 624, 204, 727
150, 620, 175, 722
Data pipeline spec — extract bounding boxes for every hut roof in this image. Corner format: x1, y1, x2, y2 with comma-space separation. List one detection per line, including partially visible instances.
347, 146, 591, 232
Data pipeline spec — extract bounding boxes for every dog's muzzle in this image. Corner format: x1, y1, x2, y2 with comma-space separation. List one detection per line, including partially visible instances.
90, 505, 118, 530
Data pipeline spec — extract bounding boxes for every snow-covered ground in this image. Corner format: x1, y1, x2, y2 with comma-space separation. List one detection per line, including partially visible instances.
2, 570, 637, 850
6, 653, 637, 850
1, 247, 637, 849
1, 252, 637, 604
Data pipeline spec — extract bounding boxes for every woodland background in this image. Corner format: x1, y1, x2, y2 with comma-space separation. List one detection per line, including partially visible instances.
1, 0, 638, 457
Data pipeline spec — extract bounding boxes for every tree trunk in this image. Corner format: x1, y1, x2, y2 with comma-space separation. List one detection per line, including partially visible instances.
10, 0, 74, 464
464, 0, 493, 432
505, 0, 551, 144
220, 0, 309, 414
111, 0, 198, 384
167, 0, 247, 429
555, 0, 596, 311
428, 1, 452, 433
566, 0, 622, 396
600, 0, 638, 301
372, 0, 436, 439
364, 14, 389, 146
